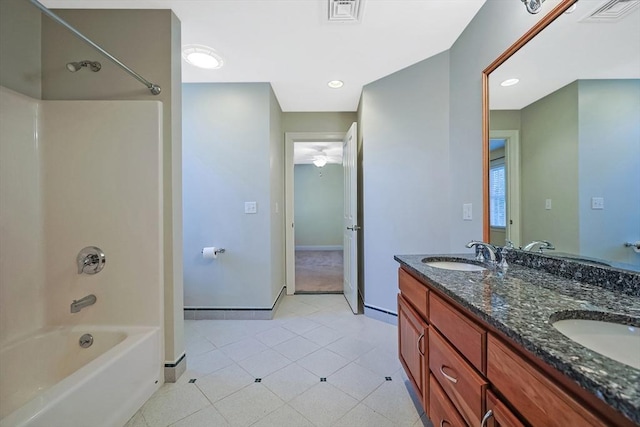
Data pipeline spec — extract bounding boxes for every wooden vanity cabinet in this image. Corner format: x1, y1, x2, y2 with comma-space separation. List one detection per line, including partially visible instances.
398, 294, 428, 412
397, 267, 624, 427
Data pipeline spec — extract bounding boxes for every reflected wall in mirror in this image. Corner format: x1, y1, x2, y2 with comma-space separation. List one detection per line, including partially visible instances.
483, 0, 640, 272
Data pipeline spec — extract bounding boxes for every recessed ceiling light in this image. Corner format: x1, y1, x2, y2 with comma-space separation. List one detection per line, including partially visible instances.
500, 78, 520, 87
328, 80, 344, 89
182, 45, 224, 69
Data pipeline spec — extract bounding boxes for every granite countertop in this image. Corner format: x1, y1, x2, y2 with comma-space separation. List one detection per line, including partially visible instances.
394, 253, 640, 425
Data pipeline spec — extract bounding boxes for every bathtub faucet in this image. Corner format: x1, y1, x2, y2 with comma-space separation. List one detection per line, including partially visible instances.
70, 294, 97, 313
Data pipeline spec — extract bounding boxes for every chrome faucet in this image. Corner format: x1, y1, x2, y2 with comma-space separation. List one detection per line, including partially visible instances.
70, 294, 97, 313
466, 240, 503, 266
523, 240, 555, 253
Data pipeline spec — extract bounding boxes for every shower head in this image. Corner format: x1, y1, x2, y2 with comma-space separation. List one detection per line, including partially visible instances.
66, 60, 101, 72
66, 62, 82, 72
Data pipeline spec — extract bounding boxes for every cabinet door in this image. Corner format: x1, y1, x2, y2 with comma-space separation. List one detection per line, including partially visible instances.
482, 390, 525, 427
398, 294, 428, 412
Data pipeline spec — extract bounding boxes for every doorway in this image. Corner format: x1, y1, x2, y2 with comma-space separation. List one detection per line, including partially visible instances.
293, 145, 344, 293
285, 132, 345, 295
489, 130, 521, 247
284, 123, 359, 314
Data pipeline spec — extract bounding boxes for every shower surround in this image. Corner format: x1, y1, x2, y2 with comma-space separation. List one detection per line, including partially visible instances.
0, 87, 164, 426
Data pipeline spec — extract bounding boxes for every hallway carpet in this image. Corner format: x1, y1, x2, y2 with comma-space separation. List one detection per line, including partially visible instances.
295, 250, 343, 293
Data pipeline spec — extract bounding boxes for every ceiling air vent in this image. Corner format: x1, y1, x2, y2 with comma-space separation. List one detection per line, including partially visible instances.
580, 0, 640, 22
328, 0, 363, 22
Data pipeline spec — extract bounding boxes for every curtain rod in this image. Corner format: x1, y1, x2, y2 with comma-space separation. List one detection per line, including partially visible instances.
29, 0, 161, 95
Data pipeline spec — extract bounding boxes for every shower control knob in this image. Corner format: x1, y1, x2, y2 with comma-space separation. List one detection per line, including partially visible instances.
77, 246, 106, 274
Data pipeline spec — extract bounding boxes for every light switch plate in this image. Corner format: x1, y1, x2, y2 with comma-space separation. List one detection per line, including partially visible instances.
545, 199, 552, 210
463, 203, 472, 221
591, 197, 604, 210
245, 201, 257, 214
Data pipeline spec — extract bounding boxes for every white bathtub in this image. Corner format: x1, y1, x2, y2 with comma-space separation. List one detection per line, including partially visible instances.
0, 326, 161, 427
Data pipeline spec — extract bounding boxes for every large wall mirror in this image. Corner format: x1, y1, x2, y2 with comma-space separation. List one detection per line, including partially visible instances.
482, 0, 640, 272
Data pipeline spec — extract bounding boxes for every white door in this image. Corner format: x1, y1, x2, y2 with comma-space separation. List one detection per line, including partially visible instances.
343, 122, 359, 313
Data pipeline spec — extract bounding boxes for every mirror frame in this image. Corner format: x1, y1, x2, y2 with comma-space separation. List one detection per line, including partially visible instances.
482, 0, 578, 241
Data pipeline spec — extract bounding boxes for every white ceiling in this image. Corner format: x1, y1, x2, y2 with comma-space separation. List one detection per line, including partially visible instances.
489, 0, 640, 110
42, 0, 486, 112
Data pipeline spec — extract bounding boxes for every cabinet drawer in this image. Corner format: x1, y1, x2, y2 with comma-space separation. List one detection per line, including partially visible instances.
399, 268, 428, 319
429, 374, 467, 427
484, 390, 525, 427
487, 335, 607, 427
430, 292, 486, 372
430, 328, 488, 427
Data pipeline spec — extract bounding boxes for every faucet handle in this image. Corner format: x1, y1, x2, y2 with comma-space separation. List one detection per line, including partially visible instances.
77, 246, 106, 274
541, 240, 555, 250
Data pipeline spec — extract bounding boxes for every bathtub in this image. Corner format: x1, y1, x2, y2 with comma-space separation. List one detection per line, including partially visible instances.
0, 326, 161, 427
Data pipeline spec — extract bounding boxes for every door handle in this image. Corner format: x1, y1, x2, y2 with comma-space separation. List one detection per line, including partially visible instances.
347, 225, 362, 231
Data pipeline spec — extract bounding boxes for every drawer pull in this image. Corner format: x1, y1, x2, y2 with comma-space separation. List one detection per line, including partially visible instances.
440, 420, 451, 427
480, 409, 494, 427
439, 365, 458, 384
417, 332, 425, 356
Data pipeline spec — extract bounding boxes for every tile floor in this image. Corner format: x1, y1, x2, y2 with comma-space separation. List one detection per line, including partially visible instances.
126, 294, 431, 427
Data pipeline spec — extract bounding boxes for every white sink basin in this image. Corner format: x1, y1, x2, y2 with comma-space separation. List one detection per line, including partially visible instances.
552, 319, 640, 369
423, 260, 487, 272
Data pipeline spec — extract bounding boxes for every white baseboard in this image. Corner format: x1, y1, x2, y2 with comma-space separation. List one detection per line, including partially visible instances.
295, 245, 343, 251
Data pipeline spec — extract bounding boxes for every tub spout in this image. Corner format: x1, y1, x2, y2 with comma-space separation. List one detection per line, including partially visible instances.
71, 294, 97, 313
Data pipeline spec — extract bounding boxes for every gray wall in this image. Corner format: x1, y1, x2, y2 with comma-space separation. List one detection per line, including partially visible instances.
0, 0, 41, 99
354, 0, 557, 315
490, 110, 521, 131
269, 86, 285, 303
521, 82, 580, 253
449, 0, 552, 250
282, 112, 356, 133
183, 83, 284, 308
294, 164, 344, 248
360, 51, 451, 314
578, 79, 640, 265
